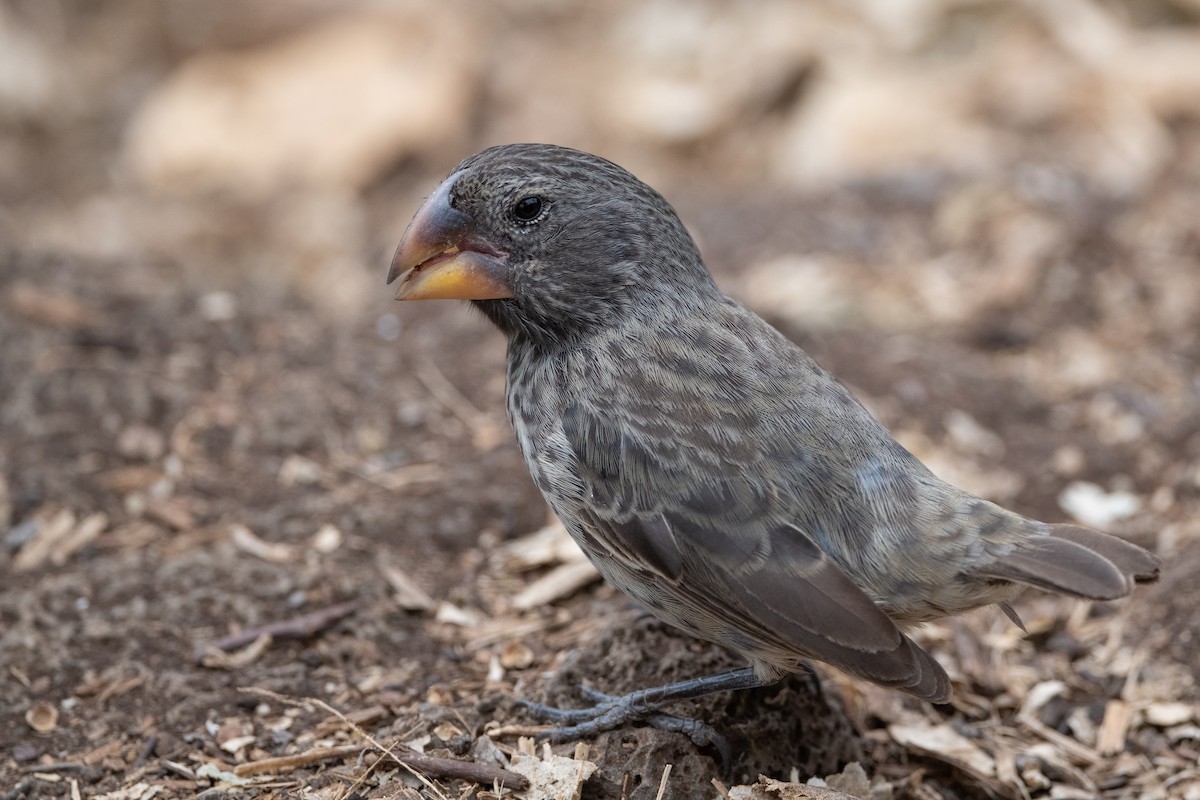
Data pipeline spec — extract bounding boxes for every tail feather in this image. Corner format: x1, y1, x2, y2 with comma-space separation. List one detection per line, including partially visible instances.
1048, 524, 1160, 583
978, 523, 1158, 600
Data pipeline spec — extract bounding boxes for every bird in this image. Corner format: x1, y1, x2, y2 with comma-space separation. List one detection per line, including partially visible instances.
386, 143, 1160, 752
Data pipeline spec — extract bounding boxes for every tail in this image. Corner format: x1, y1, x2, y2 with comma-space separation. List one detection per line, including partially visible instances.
977, 523, 1159, 600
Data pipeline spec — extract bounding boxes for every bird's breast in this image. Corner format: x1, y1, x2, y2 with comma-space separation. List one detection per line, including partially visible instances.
505, 348, 587, 508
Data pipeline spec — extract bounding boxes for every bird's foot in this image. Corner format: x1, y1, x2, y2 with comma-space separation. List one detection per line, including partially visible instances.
515, 667, 771, 766
518, 685, 732, 765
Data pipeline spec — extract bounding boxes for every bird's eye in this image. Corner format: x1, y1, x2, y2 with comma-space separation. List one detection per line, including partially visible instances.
512, 196, 544, 223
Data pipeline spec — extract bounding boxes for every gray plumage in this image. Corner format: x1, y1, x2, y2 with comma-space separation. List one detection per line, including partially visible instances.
391, 143, 1160, 705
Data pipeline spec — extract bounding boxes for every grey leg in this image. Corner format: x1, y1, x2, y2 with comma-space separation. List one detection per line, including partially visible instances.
517, 666, 774, 766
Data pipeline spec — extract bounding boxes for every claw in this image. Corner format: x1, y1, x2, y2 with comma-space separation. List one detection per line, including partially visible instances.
576, 684, 616, 703
643, 712, 732, 769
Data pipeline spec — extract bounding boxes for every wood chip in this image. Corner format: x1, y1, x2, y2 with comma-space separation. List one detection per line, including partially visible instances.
200, 633, 273, 670
105, 521, 165, 551
1145, 701, 1195, 727
233, 743, 364, 776
379, 562, 436, 611
341, 459, 445, 492
434, 601, 482, 627
888, 723, 996, 783
95, 673, 148, 706
50, 512, 108, 566
228, 524, 295, 563
500, 520, 583, 571
12, 508, 77, 571
512, 560, 601, 610
1066, 705, 1098, 748
508, 742, 597, 800
219, 734, 256, 755
465, 615, 558, 649
653, 763, 672, 800
994, 745, 1018, 787
1021, 680, 1068, 717
7, 282, 97, 328
96, 466, 163, 493
1017, 716, 1102, 766
1097, 699, 1132, 755
145, 498, 196, 531
1022, 743, 1098, 792
82, 739, 124, 766
415, 356, 506, 451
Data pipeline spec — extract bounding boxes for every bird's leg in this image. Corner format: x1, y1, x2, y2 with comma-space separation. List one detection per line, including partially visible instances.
517, 666, 773, 762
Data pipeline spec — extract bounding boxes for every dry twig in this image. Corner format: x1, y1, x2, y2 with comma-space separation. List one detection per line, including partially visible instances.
194, 600, 360, 663
237, 689, 530, 793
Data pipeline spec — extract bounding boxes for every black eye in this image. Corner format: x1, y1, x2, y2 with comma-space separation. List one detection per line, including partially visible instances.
512, 196, 544, 223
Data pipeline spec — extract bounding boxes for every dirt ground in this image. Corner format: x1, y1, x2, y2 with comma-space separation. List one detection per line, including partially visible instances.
2, 2, 1199, 799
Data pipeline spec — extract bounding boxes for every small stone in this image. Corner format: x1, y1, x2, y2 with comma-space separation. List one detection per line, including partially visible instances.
1058, 482, 1141, 528
12, 742, 41, 762
311, 524, 342, 554
198, 291, 237, 322
117, 424, 165, 461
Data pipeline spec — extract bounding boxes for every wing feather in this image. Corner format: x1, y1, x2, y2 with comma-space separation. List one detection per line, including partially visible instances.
562, 396, 951, 701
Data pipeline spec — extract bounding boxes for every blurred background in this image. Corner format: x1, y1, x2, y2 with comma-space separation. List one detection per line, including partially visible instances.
5, 0, 1200, 318
2, 1, 1199, 797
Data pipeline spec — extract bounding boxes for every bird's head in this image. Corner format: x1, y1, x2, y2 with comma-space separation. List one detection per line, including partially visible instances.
388, 143, 712, 347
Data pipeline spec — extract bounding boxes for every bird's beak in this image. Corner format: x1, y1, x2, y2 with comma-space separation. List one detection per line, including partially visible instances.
387, 178, 513, 301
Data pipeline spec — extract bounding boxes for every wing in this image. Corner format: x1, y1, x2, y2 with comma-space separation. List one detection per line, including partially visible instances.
561, 390, 951, 702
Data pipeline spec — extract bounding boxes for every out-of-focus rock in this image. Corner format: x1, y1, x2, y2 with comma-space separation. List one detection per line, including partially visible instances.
1122, 32, 1200, 118
1069, 85, 1172, 197
1024, 0, 1177, 194
267, 191, 374, 318
848, 0, 949, 50
769, 0, 1194, 194
599, 0, 820, 144
0, 6, 56, 122
1059, 481, 1142, 529
738, 255, 863, 329
774, 62, 999, 189
123, 8, 481, 194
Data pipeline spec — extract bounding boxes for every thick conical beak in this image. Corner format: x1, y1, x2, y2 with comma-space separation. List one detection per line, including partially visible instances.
387, 179, 513, 301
